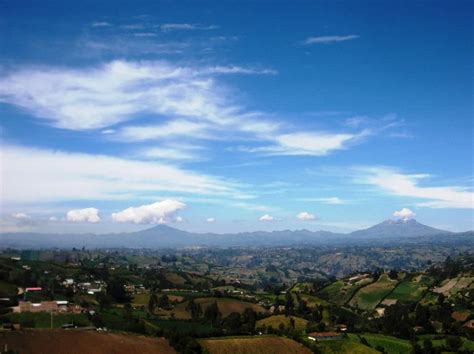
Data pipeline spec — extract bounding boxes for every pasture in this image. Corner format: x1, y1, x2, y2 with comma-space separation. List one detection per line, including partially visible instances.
200, 335, 312, 354
349, 274, 397, 311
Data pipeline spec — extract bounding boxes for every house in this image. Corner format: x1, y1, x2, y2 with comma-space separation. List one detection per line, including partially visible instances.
336, 324, 348, 332
307, 332, 343, 341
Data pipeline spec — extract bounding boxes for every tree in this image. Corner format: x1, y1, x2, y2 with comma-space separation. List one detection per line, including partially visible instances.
158, 294, 170, 309
285, 292, 294, 316
106, 277, 130, 303
204, 301, 221, 325
446, 336, 462, 351
186, 299, 202, 320
289, 317, 295, 329
148, 292, 158, 313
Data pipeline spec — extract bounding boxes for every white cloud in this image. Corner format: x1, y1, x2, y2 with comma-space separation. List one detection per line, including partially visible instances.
118, 120, 210, 141
296, 211, 317, 221
175, 216, 184, 223
91, 21, 112, 27
250, 130, 369, 156
0, 60, 375, 158
11, 213, 30, 219
302, 35, 359, 45
66, 208, 100, 223
160, 23, 218, 31
138, 146, 201, 161
259, 214, 274, 222
111, 199, 185, 224
0, 60, 253, 130
393, 208, 416, 220
313, 197, 346, 205
206, 217, 216, 223
358, 167, 474, 209
0, 145, 246, 204
49, 216, 58, 222
202, 66, 277, 75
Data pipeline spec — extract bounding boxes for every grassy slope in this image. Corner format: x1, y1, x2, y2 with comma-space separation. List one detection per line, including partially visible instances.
319, 278, 373, 306
349, 274, 397, 311
385, 279, 426, 303
256, 315, 308, 331
200, 335, 312, 354
316, 338, 379, 354
348, 333, 412, 354
3, 312, 91, 328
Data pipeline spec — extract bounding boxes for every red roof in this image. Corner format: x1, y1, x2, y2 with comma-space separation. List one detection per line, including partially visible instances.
25, 287, 42, 292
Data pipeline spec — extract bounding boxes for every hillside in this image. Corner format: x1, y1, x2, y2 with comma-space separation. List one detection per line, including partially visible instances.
0, 329, 176, 354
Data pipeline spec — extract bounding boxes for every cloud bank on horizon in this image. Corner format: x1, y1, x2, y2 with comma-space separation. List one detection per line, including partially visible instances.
0, 1, 472, 233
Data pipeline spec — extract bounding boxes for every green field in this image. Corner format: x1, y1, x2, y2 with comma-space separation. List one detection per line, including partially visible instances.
316, 338, 379, 354
349, 274, 398, 311
0, 280, 17, 297
2, 312, 91, 328
384, 279, 426, 303
418, 335, 474, 352
256, 315, 308, 331
348, 333, 412, 354
319, 277, 373, 306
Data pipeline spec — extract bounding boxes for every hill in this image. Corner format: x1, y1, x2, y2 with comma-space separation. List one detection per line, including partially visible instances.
199, 335, 312, 354
0, 329, 176, 354
349, 219, 450, 239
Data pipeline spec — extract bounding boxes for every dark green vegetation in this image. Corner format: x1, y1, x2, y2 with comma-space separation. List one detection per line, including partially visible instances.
0, 247, 472, 353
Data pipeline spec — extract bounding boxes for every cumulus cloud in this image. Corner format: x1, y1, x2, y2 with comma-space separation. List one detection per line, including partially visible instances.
356, 167, 474, 209
111, 199, 185, 224
297, 211, 317, 221
259, 214, 274, 222
206, 217, 216, 223
302, 35, 359, 45
11, 213, 30, 219
49, 216, 58, 222
393, 208, 416, 220
175, 216, 184, 223
66, 208, 100, 223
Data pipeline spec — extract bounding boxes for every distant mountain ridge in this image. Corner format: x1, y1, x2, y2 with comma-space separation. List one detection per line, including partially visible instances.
349, 218, 450, 238
0, 219, 470, 249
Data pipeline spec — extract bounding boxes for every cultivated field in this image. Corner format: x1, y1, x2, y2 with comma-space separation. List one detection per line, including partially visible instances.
348, 333, 412, 354
349, 274, 397, 311
319, 276, 373, 306
0, 329, 176, 354
200, 335, 312, 354
316, 338, 379, 354
384, 276, 427, 303
256, 315, 308, 331
157, 297, 267, 319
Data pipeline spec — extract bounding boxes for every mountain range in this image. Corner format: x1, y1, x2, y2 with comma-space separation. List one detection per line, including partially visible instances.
0, 219, 471, 249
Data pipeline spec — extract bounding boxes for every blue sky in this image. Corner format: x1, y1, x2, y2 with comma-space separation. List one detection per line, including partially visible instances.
0, 0, 472, 234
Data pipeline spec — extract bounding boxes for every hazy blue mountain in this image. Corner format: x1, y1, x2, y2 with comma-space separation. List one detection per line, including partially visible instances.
0, 220, 470, 249
349, 219, 451, 239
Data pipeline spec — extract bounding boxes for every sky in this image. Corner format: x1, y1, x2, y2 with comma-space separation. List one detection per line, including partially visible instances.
0, 0, 472, 234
